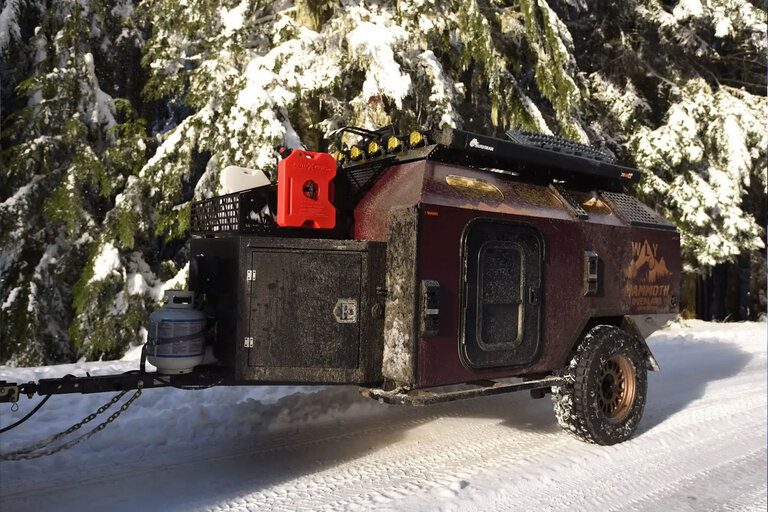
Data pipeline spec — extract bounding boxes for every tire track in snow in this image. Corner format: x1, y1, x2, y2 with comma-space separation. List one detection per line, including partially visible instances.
351, 349, 766, 512
619, 447, 768, 512
0, 399, 430, 498
356, 393, 766, 512
1, 372, 763, 512
239, 412, 569, 512
460, 362, 768, 511
0, 322, 764, 512
522, 411, 767, 511
0, 392, 559, 506
213, 377, 765, 511
0, 391, 568, 512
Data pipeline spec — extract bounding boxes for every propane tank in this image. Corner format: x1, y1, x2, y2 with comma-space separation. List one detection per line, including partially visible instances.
146, 290, 206, 374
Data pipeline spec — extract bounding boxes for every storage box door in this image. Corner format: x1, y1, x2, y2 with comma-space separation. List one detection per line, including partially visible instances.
460, 219, 543, 369
247, 250, 361, 369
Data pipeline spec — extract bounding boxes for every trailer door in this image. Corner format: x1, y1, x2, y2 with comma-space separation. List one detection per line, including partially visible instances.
460, 219, 543, 369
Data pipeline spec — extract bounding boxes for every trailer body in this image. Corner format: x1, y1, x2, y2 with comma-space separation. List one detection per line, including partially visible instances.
189, 131, 679, 391
2, 127, 681, 445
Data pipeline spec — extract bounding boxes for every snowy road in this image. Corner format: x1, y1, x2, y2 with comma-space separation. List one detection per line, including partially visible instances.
1, 320, 766, 511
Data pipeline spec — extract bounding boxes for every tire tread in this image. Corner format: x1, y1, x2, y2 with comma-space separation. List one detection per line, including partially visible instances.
551, 325, 647, 445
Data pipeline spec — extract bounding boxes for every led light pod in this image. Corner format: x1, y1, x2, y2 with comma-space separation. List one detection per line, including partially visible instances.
409, 130, 426, 148
387, 136, 403, 153
367, 140, 382, 157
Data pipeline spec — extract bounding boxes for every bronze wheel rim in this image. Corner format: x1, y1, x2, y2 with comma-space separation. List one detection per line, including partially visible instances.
598, 354, 636, 423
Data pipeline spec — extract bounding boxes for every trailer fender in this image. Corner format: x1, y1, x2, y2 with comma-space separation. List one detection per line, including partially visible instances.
634, 331, 660, 372
566, 314, 666, 373
620, 315, 676, 372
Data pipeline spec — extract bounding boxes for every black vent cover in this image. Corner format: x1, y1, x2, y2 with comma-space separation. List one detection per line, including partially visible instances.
600, 191, 676, 230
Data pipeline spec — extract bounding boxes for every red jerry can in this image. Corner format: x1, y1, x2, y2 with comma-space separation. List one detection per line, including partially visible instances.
277, 150, 337, 229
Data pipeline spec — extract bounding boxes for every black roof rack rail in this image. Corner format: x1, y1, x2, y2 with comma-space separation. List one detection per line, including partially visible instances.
428, 128, 641, 191
336, 128, 642, 194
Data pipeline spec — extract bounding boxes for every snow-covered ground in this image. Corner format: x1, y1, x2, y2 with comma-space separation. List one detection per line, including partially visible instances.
0, 320, 765, 511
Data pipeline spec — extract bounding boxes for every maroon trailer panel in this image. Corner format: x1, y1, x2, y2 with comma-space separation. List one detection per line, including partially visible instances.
354, 161, 426, 241
355, 159, 680, 389
415, 205, 680, 388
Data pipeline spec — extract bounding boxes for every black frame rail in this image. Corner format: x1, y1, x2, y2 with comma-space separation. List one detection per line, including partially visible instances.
361, 376, 565, 406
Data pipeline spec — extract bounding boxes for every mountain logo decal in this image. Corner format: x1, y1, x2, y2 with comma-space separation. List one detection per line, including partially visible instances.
623, 240, 672, 311
623, 240, 671, 283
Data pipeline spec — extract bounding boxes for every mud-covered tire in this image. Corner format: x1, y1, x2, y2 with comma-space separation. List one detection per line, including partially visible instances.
551, 325, 648, 445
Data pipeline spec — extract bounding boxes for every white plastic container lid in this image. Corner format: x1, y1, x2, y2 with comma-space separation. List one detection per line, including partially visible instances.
219, 165, 271, 194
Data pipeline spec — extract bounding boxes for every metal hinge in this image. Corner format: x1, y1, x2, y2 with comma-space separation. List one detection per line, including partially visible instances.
244, 337, 254, 348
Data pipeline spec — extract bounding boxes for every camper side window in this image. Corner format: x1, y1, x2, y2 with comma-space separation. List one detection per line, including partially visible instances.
477, 242, 525, 348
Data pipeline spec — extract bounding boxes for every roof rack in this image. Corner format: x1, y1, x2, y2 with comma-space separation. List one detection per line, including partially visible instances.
335, 128, 641, 195
427, 129, 640, 191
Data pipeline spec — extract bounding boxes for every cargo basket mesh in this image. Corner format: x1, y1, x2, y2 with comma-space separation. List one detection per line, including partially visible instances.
190, 187, 280, 235
505, 130, 616, 163
191, 193, 241, 233
190, 186, 346, 237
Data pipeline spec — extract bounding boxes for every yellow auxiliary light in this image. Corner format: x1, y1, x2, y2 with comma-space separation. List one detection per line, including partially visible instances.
333, 150, 346, 163
367, 140, 382, 157
409, 130, 425, 148
349, 145, 364, 161
387, 136, 403, 152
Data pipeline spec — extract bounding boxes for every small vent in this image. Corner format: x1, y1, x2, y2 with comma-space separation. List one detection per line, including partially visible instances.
600, 192, 676, 230
550, 184, 588, 220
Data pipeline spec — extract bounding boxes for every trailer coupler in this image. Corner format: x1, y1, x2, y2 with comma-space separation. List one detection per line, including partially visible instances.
0, 366, 226, 403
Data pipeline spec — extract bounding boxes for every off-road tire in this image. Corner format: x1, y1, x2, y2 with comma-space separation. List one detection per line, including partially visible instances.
551, 325, 648, 445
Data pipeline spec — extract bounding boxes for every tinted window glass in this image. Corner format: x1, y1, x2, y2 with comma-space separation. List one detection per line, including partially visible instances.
478, 243, 524, 347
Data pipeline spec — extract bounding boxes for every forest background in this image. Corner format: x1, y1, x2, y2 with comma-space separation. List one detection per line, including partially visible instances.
0, 0, 766, 365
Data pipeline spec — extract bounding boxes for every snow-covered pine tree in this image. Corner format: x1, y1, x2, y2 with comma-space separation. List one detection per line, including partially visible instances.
2, 0, 765, 363
0, 0, 146, 364
558, 0, 767, 268
70, 0, 768, 359
88, 0, 586, 360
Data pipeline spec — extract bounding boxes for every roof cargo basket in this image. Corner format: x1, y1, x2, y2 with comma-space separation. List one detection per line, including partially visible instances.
504, 130, 616, 164
428, 129, 640, 191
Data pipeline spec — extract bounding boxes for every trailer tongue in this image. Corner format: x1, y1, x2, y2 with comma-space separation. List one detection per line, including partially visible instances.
1, 126, 680, 449
1, 367, 224, 401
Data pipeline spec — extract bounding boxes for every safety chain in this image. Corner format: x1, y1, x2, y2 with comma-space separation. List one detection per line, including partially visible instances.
0, 382, 143, 461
